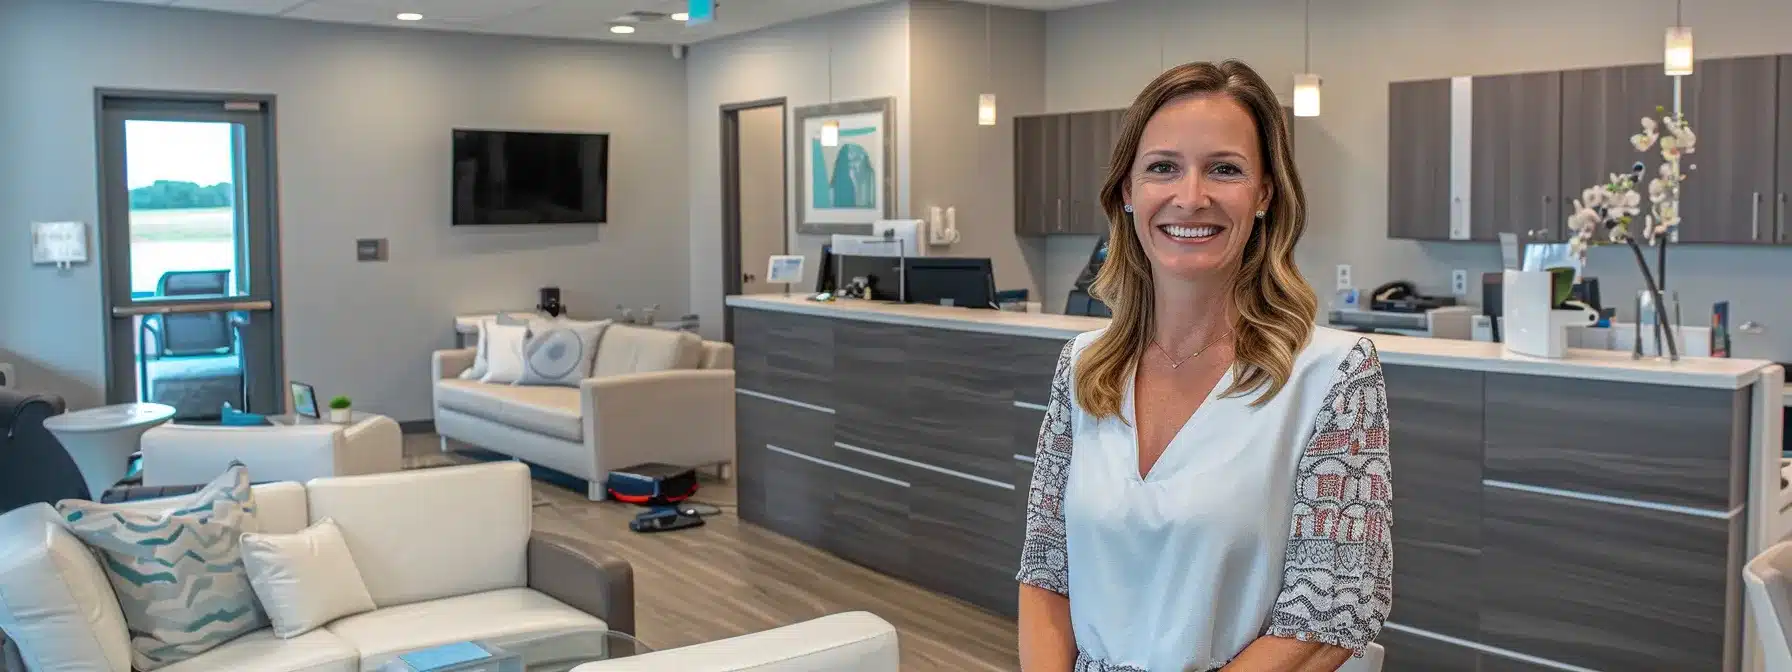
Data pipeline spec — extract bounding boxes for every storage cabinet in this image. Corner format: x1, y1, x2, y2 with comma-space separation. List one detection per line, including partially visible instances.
1014, 115, 1068, 236
1471, 72, 1562, 242
1382, 365, 1483, 640
1386, 79, 1453, 240
1682, 55, 1780, 243
1561, 64, 1676, 239
1780, 55, 1792, 244
1015, 110, 1123, 236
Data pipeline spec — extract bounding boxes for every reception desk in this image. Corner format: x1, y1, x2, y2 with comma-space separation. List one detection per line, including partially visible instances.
724, 293, 1786, 672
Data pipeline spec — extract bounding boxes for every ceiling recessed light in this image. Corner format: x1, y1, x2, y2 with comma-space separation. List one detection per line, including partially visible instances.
609, 24, 635, 34
395, 12, 422, 21
670, 12, 689, 21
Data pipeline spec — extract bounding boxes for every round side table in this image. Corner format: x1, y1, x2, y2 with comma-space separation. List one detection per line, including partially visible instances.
44, 403, 176, 500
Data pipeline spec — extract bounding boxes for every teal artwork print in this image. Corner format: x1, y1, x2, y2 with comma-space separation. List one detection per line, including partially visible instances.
811, 126, 879, 210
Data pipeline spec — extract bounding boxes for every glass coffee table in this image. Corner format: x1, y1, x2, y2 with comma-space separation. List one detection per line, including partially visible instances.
382, 631, 652, 672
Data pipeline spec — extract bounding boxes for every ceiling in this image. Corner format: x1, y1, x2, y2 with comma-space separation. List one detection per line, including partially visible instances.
95, 0, 1112, 45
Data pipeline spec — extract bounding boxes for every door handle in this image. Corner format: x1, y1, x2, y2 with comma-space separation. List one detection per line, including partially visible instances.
112, 299, 272, 317
1778, 193, 1787, 242
1541, 195, 1553, 240
1751, 192, 1762, 241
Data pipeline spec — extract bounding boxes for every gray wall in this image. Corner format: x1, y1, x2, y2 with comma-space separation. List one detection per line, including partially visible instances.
0, 0, 689, 420
908, 0, 1048, 302
1044, 0, 1792, 360
686, 1, 913, 341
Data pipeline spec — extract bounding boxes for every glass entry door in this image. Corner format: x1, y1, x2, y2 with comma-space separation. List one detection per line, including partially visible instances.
99, 95, 282, 422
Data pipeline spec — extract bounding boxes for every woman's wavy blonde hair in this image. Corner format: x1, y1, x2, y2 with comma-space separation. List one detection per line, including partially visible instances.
1077, 59, 1317, 418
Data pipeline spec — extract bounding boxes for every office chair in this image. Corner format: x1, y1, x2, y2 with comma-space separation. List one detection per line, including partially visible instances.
0, 388, 90, 514
1745, 540, 1792, 671
149, 269, 235, 358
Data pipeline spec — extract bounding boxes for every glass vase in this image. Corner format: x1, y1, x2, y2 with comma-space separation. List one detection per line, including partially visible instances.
1634, 288, 1682, 360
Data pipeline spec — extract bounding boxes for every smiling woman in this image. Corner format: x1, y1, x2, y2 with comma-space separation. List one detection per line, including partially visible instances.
1016, 60, 1391, 672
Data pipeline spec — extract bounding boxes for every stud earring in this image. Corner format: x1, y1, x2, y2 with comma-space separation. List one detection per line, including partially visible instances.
1255, 210, 1266, 219
1123, 204, 1134, 213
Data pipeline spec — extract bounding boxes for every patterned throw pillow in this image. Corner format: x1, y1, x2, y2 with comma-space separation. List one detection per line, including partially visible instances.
517, 319, 612, 387
56, 465, 269, 671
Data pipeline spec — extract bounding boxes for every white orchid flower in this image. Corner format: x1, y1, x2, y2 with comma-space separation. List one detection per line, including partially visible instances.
1580, 188, 1606, 208
1660, 135, 1677, 152
1641, 116, 1658, 132
1630, 133, 1654, 151
1647, 178, 1668, 201
1659, 162, 1675, 179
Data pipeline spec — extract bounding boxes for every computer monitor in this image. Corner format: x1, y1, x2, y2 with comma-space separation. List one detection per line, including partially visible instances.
903, 257, 996, 309
816, 244, 837, 293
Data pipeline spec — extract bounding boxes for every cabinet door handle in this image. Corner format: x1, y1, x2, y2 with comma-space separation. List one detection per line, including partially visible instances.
1752, 192, 1762, 241
1056, 198, 1063, 232
1542, 195, 1553, 240
1779, 193, 1787, 242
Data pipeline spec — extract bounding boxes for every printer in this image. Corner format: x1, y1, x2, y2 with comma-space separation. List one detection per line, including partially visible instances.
1329, 281, 1473, 340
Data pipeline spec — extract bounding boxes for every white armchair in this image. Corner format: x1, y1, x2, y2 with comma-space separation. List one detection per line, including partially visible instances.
138, 416, 403, 487
570, 612, 898, 672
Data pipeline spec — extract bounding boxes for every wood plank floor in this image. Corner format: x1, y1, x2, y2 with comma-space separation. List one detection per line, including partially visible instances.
406, 435, 1021, 671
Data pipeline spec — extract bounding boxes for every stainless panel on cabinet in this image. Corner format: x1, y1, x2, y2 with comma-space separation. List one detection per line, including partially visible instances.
1479, 486, 1729, 671
1383, 364, 1483, 638
1471, 71, 1563, 242
1482, 372, 1743, 510
1387, 79, 1454, 240
731, 308, 835, 408
1681, 55, 1780, 244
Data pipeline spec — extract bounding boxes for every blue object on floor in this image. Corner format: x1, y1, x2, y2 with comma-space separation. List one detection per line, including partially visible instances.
397, 642, 490, 670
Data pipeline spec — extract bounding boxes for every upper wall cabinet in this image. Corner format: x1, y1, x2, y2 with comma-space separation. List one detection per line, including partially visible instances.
1471, 72, 1563, 243
1388, 79, 1454, 241
1680, 55, 1779, 244
1561, 64, 1677, 240
1015, 110, 1121, 237
1393, 55, 1790, 245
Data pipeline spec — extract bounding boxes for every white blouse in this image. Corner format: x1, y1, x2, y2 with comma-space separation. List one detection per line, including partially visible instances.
1017, 326, 1393, 671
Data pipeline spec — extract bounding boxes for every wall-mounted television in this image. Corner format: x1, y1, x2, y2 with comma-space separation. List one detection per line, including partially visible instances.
452, 129, 609, 225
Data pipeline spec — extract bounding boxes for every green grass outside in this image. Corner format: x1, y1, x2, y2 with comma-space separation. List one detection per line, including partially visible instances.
130, 207, 236, 243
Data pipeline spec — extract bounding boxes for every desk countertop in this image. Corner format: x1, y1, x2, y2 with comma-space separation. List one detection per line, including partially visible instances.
727, 293, 1781, 390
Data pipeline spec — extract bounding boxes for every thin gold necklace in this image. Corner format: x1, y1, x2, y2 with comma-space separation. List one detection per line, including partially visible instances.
1152, 329, 1232, 369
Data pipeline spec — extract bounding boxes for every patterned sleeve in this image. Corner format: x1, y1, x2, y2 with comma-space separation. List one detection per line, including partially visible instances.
1016, 339, 1077, 595
1265, 337, 1393, 653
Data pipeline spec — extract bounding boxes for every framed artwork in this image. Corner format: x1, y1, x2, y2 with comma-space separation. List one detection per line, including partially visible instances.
793, 97, 895, 234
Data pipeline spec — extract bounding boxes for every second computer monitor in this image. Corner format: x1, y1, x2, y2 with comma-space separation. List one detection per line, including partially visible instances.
904, 257, 996, 309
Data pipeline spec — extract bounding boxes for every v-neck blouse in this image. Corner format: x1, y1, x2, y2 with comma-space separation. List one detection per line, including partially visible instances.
1017, 326, 1393, 671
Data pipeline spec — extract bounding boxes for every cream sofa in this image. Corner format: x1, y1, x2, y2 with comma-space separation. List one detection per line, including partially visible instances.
433, 324, 736, 500
137, 414, 403, 487
0, 461, 633, 672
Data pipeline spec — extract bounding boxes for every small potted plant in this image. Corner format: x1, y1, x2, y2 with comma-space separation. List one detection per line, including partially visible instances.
328, 395, 353, 423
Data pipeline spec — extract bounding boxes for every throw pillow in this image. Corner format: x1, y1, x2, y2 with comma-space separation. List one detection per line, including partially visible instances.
517, 319, 612, 387
240, 518, 375, 638
479, 322, 531, 385
56, 465, 269, 671
459, 318, 495, 380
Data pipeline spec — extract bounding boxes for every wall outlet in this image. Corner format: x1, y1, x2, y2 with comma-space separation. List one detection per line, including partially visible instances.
1335, 264, 1352, 291
1451, 269, 1469, 297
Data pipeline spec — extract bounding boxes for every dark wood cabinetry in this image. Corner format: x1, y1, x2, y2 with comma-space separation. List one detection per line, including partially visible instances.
1015, 110, 1122, 236
1387, 79, 1454, 240
1682, 55, 1780, 244
1395, 55, 1792, 245
1471, 72, 1562, 242
732, 305, 1752, 670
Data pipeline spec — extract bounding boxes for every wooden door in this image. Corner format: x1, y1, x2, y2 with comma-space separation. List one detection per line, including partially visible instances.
1471, 71, 1563, 242
1387, 79, 1453, 240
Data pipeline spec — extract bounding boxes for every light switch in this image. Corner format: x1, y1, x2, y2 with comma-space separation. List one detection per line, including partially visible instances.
356, 238, 388, 262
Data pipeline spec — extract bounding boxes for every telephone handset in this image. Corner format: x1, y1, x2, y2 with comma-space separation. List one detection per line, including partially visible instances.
1371, 281, 1418, 303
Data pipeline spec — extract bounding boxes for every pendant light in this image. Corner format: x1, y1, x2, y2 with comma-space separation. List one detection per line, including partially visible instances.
977, 4, 996, 126
1292, 0, 1321, 117
822, 23, 840, 147
1664, 0, 1693, 76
